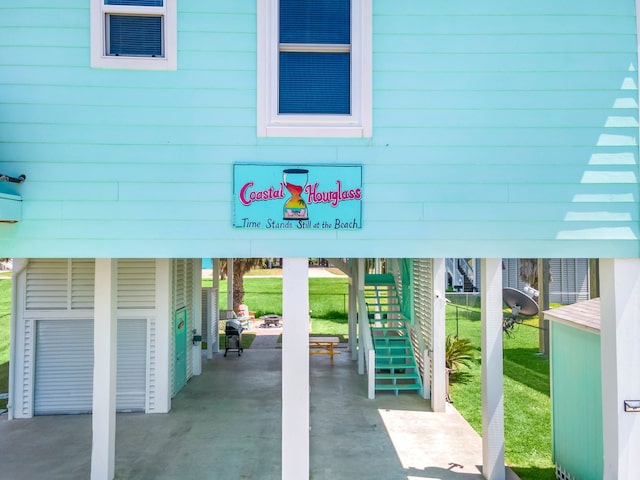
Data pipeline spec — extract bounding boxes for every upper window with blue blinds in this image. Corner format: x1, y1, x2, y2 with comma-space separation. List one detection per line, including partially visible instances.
107, 15, 163, 57
279, 0, 351, 115
104, 0, 164, 58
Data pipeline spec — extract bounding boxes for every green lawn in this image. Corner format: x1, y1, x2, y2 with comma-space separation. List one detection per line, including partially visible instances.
0, 278, 11, 411
203, 276, 349, 320
207, 275, 351, 344
446, 302, 555, 480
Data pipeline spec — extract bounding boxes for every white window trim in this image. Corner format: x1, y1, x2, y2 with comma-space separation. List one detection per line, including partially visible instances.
90, 0, 177, 71
257, 0, 372, 138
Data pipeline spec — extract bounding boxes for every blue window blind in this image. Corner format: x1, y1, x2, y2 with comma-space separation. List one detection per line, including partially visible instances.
280, 53, 350, 114
279, 0, 351, 115
105, 0, 163, 6
279, 0, 350, 44
107, 15, 163, 57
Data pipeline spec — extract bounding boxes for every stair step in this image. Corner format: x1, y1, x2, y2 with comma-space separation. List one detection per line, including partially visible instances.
371, 327, 407, 334
369, 321, 407, 327
375, 362, 413, 369
375, 344, 411, 351
375, 372, 420, 380
375, 384, 421, 391
374, 338, 410, 344
368, 316, 406, 323
364, 273, 396, 285
366, 307, 401, 312
370, 323, 407, 329
376, 351, 411, 358
375, 350, 411, 357
376, 353, 414, 361
368, 312, 404, 317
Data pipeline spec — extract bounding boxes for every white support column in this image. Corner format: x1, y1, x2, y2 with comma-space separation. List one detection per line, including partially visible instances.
91, 259, 117, 480
600, 258, 640, 479
431, 258, 447, 411
348, 261, 358, 360
357, 258, 365, 374
192, 258, 202, 376
227, 258, 234, 310
481, 258, 505, 480
212, 258, 220, 354
282, 258, 310, 480
153, 258, 171, 413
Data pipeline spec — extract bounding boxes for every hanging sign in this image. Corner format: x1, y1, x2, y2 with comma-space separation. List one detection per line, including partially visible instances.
233, 163, 362, 230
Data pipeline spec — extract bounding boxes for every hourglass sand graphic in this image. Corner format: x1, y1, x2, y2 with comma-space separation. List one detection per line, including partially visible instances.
283, 168, 309, 220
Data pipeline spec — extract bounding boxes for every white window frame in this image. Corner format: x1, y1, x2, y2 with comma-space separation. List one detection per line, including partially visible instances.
90, 0, 177, 71
257, 0, 372, 138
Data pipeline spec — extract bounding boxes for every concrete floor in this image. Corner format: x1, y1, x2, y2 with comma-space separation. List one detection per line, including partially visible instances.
0, 342, 519, 480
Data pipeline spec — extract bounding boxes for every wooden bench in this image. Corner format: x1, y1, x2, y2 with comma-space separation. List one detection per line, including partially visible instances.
309, 336, 340, 365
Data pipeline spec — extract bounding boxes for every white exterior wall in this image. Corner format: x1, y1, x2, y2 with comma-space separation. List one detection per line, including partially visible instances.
10, 258, 173, 417
600, 258, 640, 479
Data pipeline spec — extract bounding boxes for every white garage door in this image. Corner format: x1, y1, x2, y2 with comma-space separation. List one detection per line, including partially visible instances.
34, 318, 147, 415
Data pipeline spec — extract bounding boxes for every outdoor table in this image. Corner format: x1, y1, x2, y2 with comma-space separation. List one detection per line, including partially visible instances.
309, 336, 340, 365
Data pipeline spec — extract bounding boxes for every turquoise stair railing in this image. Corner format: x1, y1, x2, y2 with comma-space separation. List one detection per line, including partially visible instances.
364, 274, 422, 396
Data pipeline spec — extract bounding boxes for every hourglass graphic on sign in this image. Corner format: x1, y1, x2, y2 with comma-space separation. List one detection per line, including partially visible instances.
282, 168, 309, 220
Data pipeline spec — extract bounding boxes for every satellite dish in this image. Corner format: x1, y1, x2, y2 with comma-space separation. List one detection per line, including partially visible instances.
503, 287, 539, 316
502, 288, 539, 336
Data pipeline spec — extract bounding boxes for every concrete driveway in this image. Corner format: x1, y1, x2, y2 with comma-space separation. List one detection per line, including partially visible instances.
0, 346, 519, 479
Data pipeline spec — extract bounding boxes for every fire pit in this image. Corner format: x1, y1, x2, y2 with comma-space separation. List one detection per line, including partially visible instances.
259, 314, 281, 328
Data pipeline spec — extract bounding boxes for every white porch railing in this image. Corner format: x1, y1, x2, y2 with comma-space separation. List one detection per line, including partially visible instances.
357, 291, 376, 399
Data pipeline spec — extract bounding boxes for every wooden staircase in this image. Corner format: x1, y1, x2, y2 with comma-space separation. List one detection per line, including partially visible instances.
364, 274, 422, 396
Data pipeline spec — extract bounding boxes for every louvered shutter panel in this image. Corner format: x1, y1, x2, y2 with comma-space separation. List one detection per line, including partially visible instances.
35, 319, 94, 414
116, 319, 147, 412
575, 259, 589, 302
34, 319, 147, 414
549, 259, 563, 304
502, 259, 516, 289
118, 259, 156, 309
413, 259, 433, 390
201, 287, 210, 344
185, 260, 194, 378
26, 259, 69, 310
71, 259, 95, 309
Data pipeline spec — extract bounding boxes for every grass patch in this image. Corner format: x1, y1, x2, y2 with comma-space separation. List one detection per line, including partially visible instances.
445, 303, 554, 480
205, 332, 256, 351
311, 317, 348, 340
0, 279, 10, 411
202, 276, 349, 319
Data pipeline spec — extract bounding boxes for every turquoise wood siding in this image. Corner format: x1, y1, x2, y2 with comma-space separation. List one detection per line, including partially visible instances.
551, 321, 603, 479
0, 0, 638, 258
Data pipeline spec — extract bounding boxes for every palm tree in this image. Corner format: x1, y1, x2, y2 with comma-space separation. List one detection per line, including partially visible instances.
220, 258, 264, 311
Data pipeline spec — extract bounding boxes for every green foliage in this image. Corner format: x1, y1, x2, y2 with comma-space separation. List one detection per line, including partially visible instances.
445, 334, 475, 372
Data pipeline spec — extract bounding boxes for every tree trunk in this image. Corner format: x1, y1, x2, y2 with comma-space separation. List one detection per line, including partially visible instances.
231, 258, 263, 311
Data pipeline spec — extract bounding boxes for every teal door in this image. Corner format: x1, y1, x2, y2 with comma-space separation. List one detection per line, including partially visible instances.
173, 308, 188, 395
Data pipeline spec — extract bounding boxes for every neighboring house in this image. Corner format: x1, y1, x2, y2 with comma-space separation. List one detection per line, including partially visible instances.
0, 2, 638, 480
447, 257, 589, 304
502, 258, 591, 304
